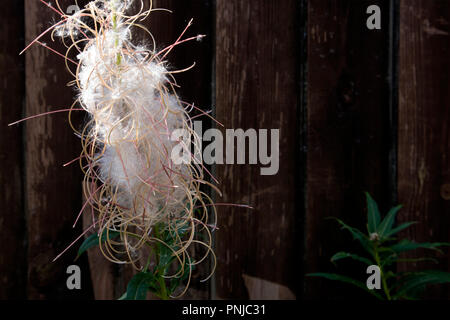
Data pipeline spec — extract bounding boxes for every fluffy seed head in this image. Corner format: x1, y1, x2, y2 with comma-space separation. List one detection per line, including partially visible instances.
51, 0, 218, 294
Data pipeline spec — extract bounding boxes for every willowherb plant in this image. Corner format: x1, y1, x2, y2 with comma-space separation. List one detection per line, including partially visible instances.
20, 0, 223, 299
308, 193, 450, 300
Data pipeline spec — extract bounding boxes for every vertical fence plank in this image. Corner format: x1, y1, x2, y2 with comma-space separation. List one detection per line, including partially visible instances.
82, 183, 136, 300
25, 0, 92, 299
215, 0, 299, 299
398, 0, 450, 299
146, 0, 213, 113
305, 0, 394, 299
0, 0, 26, 299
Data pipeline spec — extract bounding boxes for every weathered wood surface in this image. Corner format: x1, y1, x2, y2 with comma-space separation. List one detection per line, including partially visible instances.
24, 0, 92, 299
215, 0, 299, 299
305, 0, 394, 299
1, 0, 449, 300
147, 0, 213, 113
82, 183, 135, 300
398, 0, 450, 299
0, 0, 26, 299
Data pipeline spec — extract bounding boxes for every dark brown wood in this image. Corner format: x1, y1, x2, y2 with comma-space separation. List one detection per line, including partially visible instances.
215, 0, 299, 299
24, 0, 92, 299
5, 0, 449, 301
305, 0, 394, 299
0, 0, 26, 299
398, 0, 450, 299
82, 183, 136, 300
144, 0, 213, 117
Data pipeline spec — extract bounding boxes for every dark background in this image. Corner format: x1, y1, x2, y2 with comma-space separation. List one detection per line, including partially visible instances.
0, 0, 449, 300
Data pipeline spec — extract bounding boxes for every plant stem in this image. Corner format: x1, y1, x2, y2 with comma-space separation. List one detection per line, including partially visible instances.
158, 276, 169, 300
123, 229, 173, 300
374, 243, 392, 300
153, 224, 170, 300
111, 0, 122, 66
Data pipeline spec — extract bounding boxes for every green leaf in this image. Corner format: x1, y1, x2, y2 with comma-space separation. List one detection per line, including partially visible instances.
377, 205, 403, 238
159, 244, 177, 270
307, 273, 384, 300
125, 272, 156, 300
77, 229, 120, 258
169, 263, 193, 295
171, 222, 191, 239
330, 218, 373, 255
384, 222, 416, 238
118, 292, 127, 300
396, 257, 439, 264
390, 239, 450, 254
330, 252, 373, 266
157, 221, 190, 245
384, 271, 396, 281
381, 254, 439, 268
366, 192, 381, 234
393, 271, 450, 299
155, 222, 190, 271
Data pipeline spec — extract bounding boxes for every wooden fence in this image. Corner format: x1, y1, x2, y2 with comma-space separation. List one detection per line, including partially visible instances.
0, 0, 448, 300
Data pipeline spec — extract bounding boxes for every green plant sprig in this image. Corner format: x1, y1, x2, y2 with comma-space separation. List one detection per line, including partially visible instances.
308, 193, 450, 300
78, 220, 193, 300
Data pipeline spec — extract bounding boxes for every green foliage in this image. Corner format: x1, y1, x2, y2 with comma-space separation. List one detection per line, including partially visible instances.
307, 192, 450, 300
77, 229, 120, 259
307, 272, 385, 300
120, 222, 193, 300
78, 222, 192, 300
125, 272, 157, 300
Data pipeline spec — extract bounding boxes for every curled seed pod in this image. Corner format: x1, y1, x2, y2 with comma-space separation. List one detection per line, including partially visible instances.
43, 0, 220, 297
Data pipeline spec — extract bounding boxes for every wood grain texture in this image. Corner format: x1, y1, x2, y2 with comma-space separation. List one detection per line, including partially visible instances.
398, 0, 450, 299
215, 0, 299, 299
0, 0, 26, 299
25, 0, 92, 299
305, 0, 394, 299
3, 0, 447, 301
82, 183, 135, 300
146, 0, 213, 113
